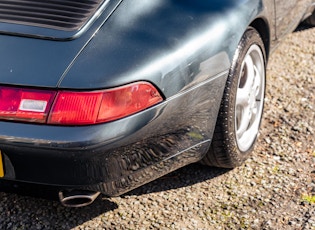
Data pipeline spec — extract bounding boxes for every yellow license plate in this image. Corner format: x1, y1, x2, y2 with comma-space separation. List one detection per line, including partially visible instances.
0, 151, 4, 177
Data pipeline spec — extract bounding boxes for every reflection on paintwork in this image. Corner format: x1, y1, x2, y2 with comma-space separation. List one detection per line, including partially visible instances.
134, 21, 227, 79
81, 73, 227, 195
112, 0, 163, 28
97, 142, 210, 196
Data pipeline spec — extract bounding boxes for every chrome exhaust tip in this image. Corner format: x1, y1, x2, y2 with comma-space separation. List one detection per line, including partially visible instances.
59, 190, 101, 208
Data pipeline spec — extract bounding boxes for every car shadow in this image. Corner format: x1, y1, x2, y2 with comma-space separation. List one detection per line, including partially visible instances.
0, 163, 229, 228
124, 163, 230, 196
294, 21, 314, 32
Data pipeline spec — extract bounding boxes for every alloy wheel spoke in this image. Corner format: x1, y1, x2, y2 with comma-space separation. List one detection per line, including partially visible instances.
236, 107, 251, 138
236, 87, 249, 107
244, 55, 255, 92
253, 65, 261, 97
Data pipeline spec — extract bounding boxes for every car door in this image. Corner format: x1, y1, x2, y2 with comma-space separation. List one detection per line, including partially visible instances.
275, 0, 311, 38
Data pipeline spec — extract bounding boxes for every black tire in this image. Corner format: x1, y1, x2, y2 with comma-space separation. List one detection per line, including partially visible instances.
201, 27, 266, 168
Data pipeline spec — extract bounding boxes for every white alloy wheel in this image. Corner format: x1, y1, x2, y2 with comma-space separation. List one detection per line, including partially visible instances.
235, 44, 265, 152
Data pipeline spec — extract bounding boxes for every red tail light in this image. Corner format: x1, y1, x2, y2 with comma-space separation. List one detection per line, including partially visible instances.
96, 82, 163, 123
0, 82, 163, 125
0, 87, 56, 123
48, 92, 104, 125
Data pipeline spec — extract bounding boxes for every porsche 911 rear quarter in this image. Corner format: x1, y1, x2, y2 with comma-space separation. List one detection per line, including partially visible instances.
0, 0, 313, 207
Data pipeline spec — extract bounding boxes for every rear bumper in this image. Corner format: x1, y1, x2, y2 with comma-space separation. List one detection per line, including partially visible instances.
0, 71, 227, 196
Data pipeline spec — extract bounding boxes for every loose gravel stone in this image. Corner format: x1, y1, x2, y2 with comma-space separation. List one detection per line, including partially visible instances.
0, 26, 314, 230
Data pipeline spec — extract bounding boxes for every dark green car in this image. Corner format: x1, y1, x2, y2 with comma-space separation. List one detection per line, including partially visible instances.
0, 0, 314, 207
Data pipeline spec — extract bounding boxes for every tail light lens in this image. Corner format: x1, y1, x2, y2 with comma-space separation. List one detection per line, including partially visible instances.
0, 82, 163, 125
0, 87, 56, 123
96, 82, 163, 123
48, 92, 104, 125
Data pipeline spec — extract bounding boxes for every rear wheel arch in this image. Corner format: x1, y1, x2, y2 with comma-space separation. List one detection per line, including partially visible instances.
250, 18, 271, 61
201, 27, 266, 168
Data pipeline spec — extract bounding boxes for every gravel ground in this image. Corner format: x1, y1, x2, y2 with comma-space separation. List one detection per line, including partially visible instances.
0, 26, 314, 230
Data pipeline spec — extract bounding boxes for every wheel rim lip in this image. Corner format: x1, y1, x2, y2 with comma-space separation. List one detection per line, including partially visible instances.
235, 44, 265, 152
